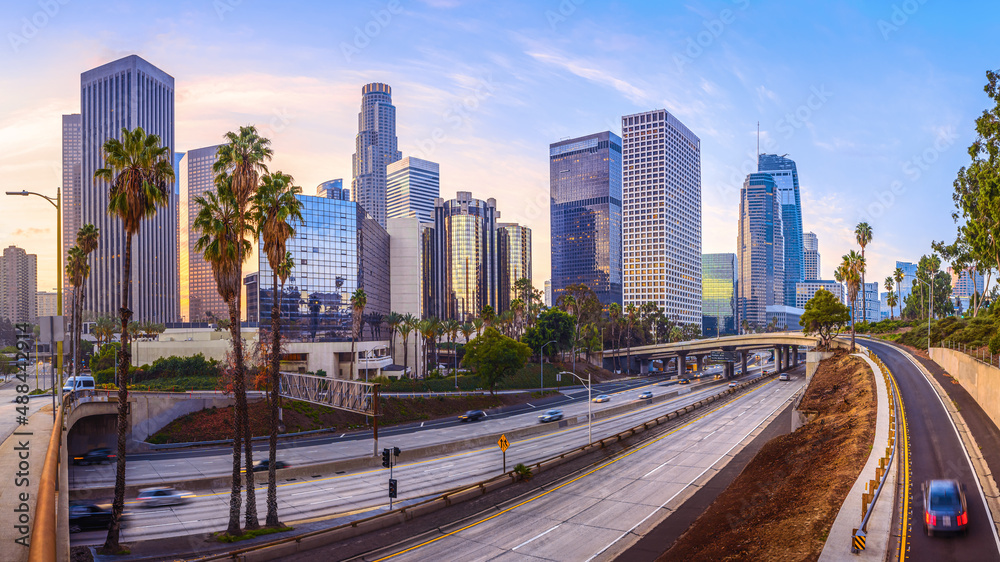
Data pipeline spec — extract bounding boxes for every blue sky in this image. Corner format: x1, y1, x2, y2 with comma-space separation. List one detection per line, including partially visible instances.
1, 0, 998, 295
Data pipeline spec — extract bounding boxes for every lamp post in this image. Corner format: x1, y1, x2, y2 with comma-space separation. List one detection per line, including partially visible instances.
916, 277, 933, 351
559, 370, 592, 445
540, 340, 557, 392
6, 189, 62, 409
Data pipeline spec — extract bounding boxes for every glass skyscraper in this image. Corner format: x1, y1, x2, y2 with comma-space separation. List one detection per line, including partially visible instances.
317, 179, 349, 201
497, 223, 532, 310
896, 261, 918, 300
702, 253, 737, 337
352, 82, 401, 227
758, 154, 803, 308
737, 172, 784, 330
258, 193, 389, 342
62, 114, 82, 293
549, 131, 622, 307
430, 192, 499, 321
387, 157, 440, 223
186, 145, 226, 323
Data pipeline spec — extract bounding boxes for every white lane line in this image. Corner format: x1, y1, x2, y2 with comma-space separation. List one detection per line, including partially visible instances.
339, 433, 345, 438
420, 422, 424, 428
526, 403, 536, 408
512, 524, 560, 550
643, 453, 681, 478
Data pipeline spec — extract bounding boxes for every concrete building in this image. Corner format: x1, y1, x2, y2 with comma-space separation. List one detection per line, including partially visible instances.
352, 82, 401, 227
387, 157, 439, 223
549, 131, 622, 307
0, 246, 38, 324
795, 280, 844, 308
766, 305, 805, 332
544, 280, 552, 307
803, 231, 820, 280
244, 272, 259, 323
80, 55, 179, 323
737, 173, 784, 331
430, 192, 500, 321
36, 291, 57, 318
621, 110, 702, 326
62, 114, 82, 291
186, 145, 225, 324
758, 154, 803, 307
387, 216, 431, 377
849, 281, 880, 324
497, 223, 532, 311
702, 253, 737, 337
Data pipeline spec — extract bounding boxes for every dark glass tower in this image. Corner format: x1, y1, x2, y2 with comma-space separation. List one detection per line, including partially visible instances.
737, 173, 784, 330
758, 154, 802, 308
549, 131, 622, 307
702, 253, 737, 337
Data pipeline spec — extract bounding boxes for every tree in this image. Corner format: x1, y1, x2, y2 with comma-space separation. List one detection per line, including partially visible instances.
837, 251, 864, 351
608, 303, 621, 372
521, 307, 574, 361
68, 223, 99, 378
855, 222, 873, 323
887, 291, 899, 321
893, 267, 905, 319
444, 319, 461, 376
253, 170, 302, 528
800, 289, 851, 349
462, 327, 531, 394
884, 276, 896, 320
66, 246, 88, 375
94, 126, 173, 552
385, 312, 403, 364
399, 314, 417, 377
350, 289, 368, 381
625, 304, 637, 373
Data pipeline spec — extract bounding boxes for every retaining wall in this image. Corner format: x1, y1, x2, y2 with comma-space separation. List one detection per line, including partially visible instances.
930, 347, 1000, 432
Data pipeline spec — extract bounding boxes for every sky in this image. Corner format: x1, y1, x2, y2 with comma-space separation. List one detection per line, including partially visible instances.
1, 0, 998, 301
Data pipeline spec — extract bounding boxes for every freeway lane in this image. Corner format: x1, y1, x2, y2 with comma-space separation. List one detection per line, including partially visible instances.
864, 339, 1000, 562
333, 373, 803, 562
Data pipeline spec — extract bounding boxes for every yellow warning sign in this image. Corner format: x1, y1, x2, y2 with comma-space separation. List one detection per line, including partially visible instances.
498, 434, 510, 453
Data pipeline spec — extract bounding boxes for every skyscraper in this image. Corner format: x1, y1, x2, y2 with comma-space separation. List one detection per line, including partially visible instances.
318, 179, 350, 200
0, 246, 37, 324
702, 253, 737, 337
896, 261, 918, 300
737, 173, 784, 330
803, 231, 820, 280
62, 114, 82, 292
387, 157, 439, 223
497, 223, 532, 311
949, 267, 985, 311
758, 154, 803, 307
186, 145, 226, 324
621, 111, 702, 326
549, 131, 622, 307
80, 55, 178, 323
352, 82, 401, 227
430, 192, 499, 321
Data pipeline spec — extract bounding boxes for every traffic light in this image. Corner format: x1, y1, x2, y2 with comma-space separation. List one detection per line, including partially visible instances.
389, 478, 398, 498
381, 448, 391, 468
393, 446, 401, 457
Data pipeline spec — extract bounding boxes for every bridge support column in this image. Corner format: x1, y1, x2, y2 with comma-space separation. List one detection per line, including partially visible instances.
696, 354, 705, 375
775, 347, 783, 372
792, 345, 800, 367
741, 351, 748, 377
725, 361, 734, 379
640, 358, 650, 375
677, 351, 688, 378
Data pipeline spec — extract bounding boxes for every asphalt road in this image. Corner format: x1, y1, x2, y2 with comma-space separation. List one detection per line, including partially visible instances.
864, 339, 1000, 561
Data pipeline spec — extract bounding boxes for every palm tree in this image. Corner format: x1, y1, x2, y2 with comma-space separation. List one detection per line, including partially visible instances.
193, 180, 254, 536
839, 251, 864, 351
212, 125, 272, 532
252, 170, 302, 528
884, 276, 895, 320
94, 126, 173, 551
417, 319, 437, 375
444, 319, 460, 375
399, 314, 416, 377
894, 267, 905, 318
65, 247, 87, 377
560, 295, 580, 371
385, 312, 403, 364
855, 222, 873, 322
888, 291, 899, 321
68, 224, 99, 378
608, 303, 621, 372
625, 303, 637, 374
350, 289, 368, 381
472, 318, 484, 338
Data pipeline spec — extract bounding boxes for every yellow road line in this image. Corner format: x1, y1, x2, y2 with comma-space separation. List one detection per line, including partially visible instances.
892, 364, 910, 561
371, 379, 779, 561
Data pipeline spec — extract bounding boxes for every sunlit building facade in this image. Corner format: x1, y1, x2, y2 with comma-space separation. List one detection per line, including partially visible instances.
186, 145, 225, 323
0, 246, 37, 324
803, 231, 820, 280
758, 154, 803, 307
387, 157, 439, 223
702, 253, 737, 337
737, 172, 784, 331
796, 280, 844, 309
352, 82, 401, 227
62, 114, 82, 293
498, 223, 532, 311
430, 192, 499, 321
317, 179, 349, 201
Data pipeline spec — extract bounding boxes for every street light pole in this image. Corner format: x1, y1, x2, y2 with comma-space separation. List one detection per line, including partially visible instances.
540, 340, 557, 392
916, 277, 933, 351
559, 370, 592, 445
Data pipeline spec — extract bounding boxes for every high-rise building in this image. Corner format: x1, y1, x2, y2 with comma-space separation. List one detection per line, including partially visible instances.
244, 273, 259, 324
758, 154, 803, 307
387, 217, 433, 319
497, 223, 532, 311
621, 111, 702, 325
352, 82, 401, 227
430, 192, 500, 321
849, 282, 880, 324
796, 280, 844, 309
318, 179, 350, 201
737, 173, 784, 330
549, 131, 623, 307
258, 192, 390, 342
387, 157, 439, 223
803, 231, 820, 280
0, 246, 38, 324
62, 114, 82, 292
36, 291, 58, 318
544, 280, 552, 307
80, 55, 178, 323
895, 261, 918, 300
186, 145, 226, 324
949, 267, 986, 312
702, 253, 737, 337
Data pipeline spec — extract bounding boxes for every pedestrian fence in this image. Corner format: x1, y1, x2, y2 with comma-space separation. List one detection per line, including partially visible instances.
941, 340, 1000, 369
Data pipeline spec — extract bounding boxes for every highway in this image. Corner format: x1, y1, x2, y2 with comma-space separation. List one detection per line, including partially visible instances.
864, 339, 1000, 562
69, 363, 770, 546
332, 370, 803, 562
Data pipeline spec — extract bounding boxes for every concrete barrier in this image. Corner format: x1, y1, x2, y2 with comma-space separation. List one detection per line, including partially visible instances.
930, 347, 1000, 431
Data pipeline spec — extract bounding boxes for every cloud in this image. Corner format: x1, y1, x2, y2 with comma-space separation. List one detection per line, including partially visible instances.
12, 228, 50, 236
524, 49, 652, 105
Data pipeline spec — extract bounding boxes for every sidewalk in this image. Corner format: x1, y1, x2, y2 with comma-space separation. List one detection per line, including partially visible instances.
819, 351, 895, 561
0, 404, 58, 561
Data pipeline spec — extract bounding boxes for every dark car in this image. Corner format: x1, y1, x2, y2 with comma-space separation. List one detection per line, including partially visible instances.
923, 479, 968, 536
678, 378, 691, 385
252, 459, 291, 472
458, 410, 486, 422
72, 447, 116, 466
538, 409, 563, 423
69, 501, 112, 533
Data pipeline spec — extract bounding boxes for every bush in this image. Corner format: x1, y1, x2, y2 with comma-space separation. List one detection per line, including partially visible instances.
316, 369, 327, 378
989, 331, 1000, 355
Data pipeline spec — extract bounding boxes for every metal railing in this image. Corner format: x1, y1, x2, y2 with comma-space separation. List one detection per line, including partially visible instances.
941, 340, 1000, 369
28, 401, 64, 562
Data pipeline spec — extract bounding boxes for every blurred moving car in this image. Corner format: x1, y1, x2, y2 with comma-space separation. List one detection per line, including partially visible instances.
638, 391, 653, 400
678, 379, 691, 385
252, 459, 291, 472
538, 409, 563, 423
73, 447, 116, 465
923, 479, 968, 536
136, 487, 194, 508
728, 382, 738, 388
592, 394, 611, 403
458, 410, 486, 422
69, 501, 112, 532
779, 374, 790, 381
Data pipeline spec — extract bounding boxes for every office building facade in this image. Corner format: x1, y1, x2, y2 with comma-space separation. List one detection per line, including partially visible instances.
317, 179, 350, 201
352, 82, 401, 227
702, 253, 737, 337
949, 267, 985, 312
430, 192, 499, 321
387, 157, 439, 223
737, 173, 784, 330
796, 280, 844, 309
896, 261, 918, 300
803, 231, 820, 280
244, 272, 259, 323
549, 131, 622, 307
758, 154, 803, 307
80, 55, 178, 323
621, 111, 702, 325
0, 246, 37, 324
849, 281, 880, 324
498, 223, 532, 310
387, 217, 433, 319
62, 114, 82, 292
544, 280, 552, 307
36, 291, 58, 318
186, 145, 225, 323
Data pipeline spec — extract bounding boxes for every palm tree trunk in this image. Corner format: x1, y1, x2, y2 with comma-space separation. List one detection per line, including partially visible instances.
402, 334, 409, 377
103, 235, 133, 552
228, 297, 258, 530
76, 287, 86, 378
266, 269, 280, 527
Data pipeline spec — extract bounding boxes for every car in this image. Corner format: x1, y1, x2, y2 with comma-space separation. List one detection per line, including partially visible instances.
62, 375, 95, 393
538, 409, 563, 423
136, 487, 194, 508
73, 447, 116, 466
779, 374, 790, 381
69, 501, 113, 533
252, 459, 291, 472
678, 378, 691, 385
922, 479, 968, 536
592, 394, 611, 403
458, 410, 486, 422
638, 391, 653, 400
728, 382, 738, 388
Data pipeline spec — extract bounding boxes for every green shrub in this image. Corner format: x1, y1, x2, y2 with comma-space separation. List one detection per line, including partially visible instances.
989, 331, 1000, 355
316, 369, 327, 377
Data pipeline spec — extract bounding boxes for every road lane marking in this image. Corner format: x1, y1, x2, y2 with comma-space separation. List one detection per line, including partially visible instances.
643, 453, 681, 478
512, 524, 560, 550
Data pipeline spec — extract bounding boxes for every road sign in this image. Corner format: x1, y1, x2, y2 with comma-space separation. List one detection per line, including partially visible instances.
708, 350, 738, 362
498, 434, 509, 452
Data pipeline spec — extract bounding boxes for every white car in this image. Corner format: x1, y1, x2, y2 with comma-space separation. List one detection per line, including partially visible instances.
638, 391, 653, 400
592, 394, 611, 403
136, 487, 194, 508
728, 382, 738, 388
538, 409, 564, 423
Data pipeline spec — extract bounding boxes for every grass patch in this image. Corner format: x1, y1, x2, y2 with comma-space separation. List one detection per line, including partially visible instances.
28, 387, 51, 395
214, 526, 294, 543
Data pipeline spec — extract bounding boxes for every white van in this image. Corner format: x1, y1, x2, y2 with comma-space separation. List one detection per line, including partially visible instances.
63, 375, 96, 393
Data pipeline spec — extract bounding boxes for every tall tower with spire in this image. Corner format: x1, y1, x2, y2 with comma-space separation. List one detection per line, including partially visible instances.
352, 83, 401, 227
